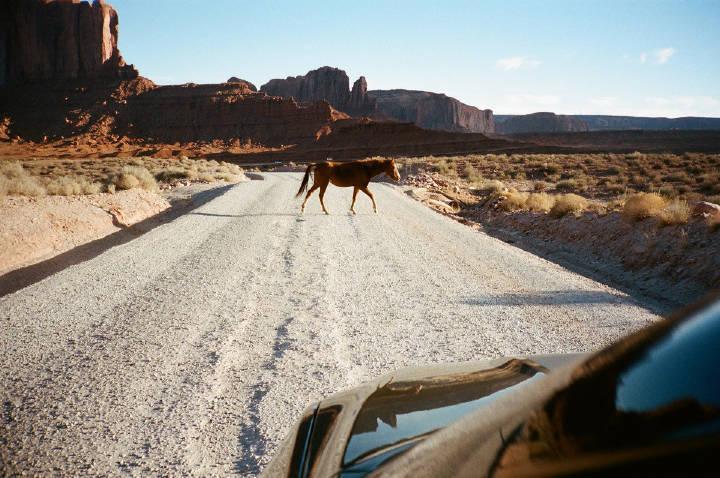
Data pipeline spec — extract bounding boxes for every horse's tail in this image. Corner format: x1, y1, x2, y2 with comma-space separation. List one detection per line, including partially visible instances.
296, 163, 315, 197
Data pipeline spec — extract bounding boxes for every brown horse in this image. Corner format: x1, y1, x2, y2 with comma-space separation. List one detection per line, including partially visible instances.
296, 158, 401, 214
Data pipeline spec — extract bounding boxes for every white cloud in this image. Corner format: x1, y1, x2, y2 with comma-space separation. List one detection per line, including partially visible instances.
639, 52, 647, 64
495, 56, 542, 71
653, 47, 676, 64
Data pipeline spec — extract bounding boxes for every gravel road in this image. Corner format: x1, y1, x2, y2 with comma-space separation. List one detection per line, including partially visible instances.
0, 173, 658, 476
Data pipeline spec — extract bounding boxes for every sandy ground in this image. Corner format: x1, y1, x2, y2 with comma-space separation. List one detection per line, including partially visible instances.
0, 173, 658, 476
0, 189, 170, 275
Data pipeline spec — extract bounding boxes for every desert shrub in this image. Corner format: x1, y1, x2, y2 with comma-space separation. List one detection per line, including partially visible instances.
626, 151, 646, 160
1, 161, 26, 178
550, 194, 588, 218
477, 179, 505, 194
0, 161, 47, 197
556, 179, 578, 191
46, 176, 102, 195
155, 166, 192, 182
196, 172, 216, 182
115, 173, 140, 190
116, 165, 157, 191
543, 163, 560, 175
435, 159, 456, 176
622, 193, 667, 221
659, 199, 690, 226
501, 191, 529, 211
462, 163, 483, 183
526, 192, 556, 212
605, 182, 626, 195
533, 181, 548, 192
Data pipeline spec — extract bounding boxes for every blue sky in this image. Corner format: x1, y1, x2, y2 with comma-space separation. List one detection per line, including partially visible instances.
111, 0, 720, 117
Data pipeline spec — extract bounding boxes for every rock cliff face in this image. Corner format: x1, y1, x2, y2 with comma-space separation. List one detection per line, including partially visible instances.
121, 83, 344, 145
226, 77, 257, 91
261, 67, 494, 133
0, 0, 138, 85
0, 78, 345, 146
367, 89, 494, 134
495, 112, 588, 134
260, 66, 375, 116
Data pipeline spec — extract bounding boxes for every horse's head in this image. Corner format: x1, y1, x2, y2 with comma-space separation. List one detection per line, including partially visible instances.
385, 159, 401, 182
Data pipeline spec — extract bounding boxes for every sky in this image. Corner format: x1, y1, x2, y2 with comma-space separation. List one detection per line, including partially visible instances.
111, 0, 720, 117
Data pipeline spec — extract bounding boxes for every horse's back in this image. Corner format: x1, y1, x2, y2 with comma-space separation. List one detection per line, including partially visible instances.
326, 161, 371, 187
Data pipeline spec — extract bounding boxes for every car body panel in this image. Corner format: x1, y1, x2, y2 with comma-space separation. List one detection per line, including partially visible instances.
261, 354, 587, 477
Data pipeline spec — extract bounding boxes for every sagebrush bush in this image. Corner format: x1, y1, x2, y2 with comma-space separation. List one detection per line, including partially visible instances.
478, 179, 505, 194
116, 165, 158, 191
46, 176, 102, 195
501, 191, 529, 211
550, 194, 588, 218
659, 199, 690, 226
526, 192, 556, 212
0, 161, 46, 197
622, 193, 667, 221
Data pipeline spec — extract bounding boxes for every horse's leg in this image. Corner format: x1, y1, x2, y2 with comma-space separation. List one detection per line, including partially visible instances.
319, 183, 329, 215
301, 185, 319, 213
350, 186, 359, 214
361, 186, 378, 213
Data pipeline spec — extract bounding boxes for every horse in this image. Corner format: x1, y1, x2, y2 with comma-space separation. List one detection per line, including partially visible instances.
296, 158, 401, 214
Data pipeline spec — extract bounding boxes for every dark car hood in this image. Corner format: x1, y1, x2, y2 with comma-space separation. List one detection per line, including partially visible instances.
262, 354, 586, 477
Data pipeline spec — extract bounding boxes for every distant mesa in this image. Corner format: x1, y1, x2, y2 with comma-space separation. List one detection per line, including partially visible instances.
226, 77, 257, 92
261, 66, 376, 117
367, 89, 494, 134
260, 66, 495, 134
494, 113, 720, 134
495, 112, 588, 134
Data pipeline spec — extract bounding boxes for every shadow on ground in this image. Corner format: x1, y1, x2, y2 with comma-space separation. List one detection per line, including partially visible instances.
462, 290, 627, 307
0, 185, 234, 297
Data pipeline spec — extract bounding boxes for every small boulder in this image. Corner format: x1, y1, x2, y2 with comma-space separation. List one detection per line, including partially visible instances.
692, 201, 720, 218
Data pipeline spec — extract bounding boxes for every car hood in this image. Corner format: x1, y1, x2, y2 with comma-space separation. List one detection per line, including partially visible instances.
262, 354, 586, 477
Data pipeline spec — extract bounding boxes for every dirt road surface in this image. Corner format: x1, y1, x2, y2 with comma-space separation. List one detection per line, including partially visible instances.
0, 173, 658, 476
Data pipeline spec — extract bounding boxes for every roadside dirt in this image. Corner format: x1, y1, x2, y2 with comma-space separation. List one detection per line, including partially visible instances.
0, 189, 170, 275
402, 172, 719, 310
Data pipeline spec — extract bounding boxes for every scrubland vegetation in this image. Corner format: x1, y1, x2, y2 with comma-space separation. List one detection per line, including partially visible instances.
0, 156, 244, 197
399, 152, 720, 227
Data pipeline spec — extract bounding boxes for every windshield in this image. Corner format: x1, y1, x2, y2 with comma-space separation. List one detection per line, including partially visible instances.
495, 299, 720, 473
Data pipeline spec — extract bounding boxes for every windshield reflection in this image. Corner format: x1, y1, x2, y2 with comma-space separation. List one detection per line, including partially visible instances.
343, 359, 546, 465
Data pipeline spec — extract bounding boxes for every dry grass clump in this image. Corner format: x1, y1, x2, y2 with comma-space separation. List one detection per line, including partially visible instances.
550, 194, 588, 218
622, 193, 667, 221
154, 166, 194, 182
113, 165, 158, 192
500, 191, 529, 211
462, 163, 483, 184
2, 156, 245, 198
434, 158, 457, 176
46, 176, 102, 195
477, 179, 505, 194
0, 161, 46, 197
659, 199, 690, 226
526, 192, 556, 212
